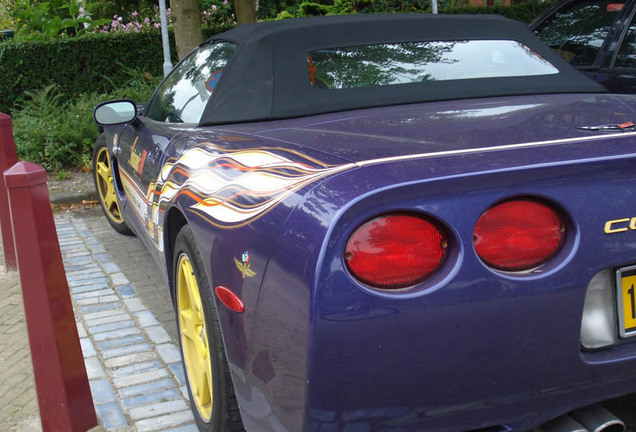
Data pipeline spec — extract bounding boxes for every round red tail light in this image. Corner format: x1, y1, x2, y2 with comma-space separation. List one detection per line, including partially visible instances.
345, 213, 448, 289
473, 199, 565, 271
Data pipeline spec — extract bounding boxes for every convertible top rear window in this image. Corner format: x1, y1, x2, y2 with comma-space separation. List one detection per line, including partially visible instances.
308, 40, 559, 89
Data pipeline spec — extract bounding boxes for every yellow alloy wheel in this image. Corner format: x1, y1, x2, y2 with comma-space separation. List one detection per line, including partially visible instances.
94, 147, 124, 224
177, 254, 213, 421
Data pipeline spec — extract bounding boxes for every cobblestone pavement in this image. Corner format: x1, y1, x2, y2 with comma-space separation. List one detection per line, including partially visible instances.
0, 265, 40, 432
0, 204, 197, 432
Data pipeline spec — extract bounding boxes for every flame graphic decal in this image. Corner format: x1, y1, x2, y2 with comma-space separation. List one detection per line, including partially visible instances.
149, 143, 355, 230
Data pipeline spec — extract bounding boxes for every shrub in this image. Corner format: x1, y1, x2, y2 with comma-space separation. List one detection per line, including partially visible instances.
0, 22, 233, 115
12, 69, 160, 171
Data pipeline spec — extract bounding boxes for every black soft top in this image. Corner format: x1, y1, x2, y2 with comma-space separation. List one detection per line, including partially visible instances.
199, 13, 606, 125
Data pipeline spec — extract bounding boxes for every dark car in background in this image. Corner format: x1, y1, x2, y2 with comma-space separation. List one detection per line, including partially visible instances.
531, 0, 636, 93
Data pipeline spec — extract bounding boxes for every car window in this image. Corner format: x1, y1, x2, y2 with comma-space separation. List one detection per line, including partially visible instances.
534, 0, 624, 66
616, 21, 636, 67
308, 40, 558, 89
146, 42, 236, 124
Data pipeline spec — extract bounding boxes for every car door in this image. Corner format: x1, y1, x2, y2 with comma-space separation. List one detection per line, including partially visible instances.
114, 41, 237, 253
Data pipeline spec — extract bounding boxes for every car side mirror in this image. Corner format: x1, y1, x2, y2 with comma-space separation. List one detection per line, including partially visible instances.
93, 100, 138, 125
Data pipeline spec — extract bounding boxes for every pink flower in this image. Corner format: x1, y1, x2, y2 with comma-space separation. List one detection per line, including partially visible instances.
223, 0, 227, 4
154, 23, 161, 28
131, 11, 138, 17
212, 5, 217, 10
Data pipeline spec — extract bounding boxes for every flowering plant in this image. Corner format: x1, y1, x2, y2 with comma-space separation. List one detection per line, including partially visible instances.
98, 8, 171, 34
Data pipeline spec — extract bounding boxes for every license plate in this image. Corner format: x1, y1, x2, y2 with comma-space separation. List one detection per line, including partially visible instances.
617, 266, 636, 338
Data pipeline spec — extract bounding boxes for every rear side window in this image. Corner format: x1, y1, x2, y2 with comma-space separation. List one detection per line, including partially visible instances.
308, 40, 558, 89
146, 42, 236, 124
534, 0, 624, 66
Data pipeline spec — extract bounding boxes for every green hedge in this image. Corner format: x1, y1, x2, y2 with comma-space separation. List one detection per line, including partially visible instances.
442, 1, 552, 23
0, 25, 231, 115
298, 0, 551, 22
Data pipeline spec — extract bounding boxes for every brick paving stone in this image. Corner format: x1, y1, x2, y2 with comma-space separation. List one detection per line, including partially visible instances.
135, 410, 195, 432
113, 368, 170, 388
83, 307, 127, 321
111, 272, 130, 285
136, 310, 160, 328
95, 402, 128, 430
117, 378, 177, 398
123, 297, 145, 313
80, 337, 97, 357
77, 321, 88, 338
104, 351, 157, 369
85, 357, 106, 379
89, 379, 117, 404
76, 294, 120, 306
101, 343, 152, 360
69, 277, 109, 287
92, 327, 142, 342
169, 363, 186, 386
157, 344, 181, 364
81, 302, 122, 314
97, 333, 147, 350
163, 424, 200, 432
128, 399, 188, 421
0, 269, 39, 430
86, 313, 132, 327
111, 361, 163, 378
122, 388, 182, 409
71, 282, 110, 294
116, 285, 136, 298
100, 262, 121, 274
74, 288, 116, 300
145, 325, 171, 344
89, 321, 137, 336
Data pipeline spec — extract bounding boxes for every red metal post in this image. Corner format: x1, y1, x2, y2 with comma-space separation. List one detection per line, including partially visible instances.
4, 161, 98, 432
0, 113, 18, 270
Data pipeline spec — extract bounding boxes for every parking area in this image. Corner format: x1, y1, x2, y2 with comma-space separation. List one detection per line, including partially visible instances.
1, 203, 197, 432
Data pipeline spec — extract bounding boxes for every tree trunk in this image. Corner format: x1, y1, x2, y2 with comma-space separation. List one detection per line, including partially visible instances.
169, 0, 204, 59
235, 0, 257, 25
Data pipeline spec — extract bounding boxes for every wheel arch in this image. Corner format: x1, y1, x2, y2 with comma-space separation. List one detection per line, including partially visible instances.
163, 205, 188, 303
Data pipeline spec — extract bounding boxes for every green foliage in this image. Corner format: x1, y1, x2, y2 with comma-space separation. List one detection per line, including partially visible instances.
0, 0, 15, 28
299, 2, 330, 15
275, 9, 296, 18
12, 0, 108, 39
12, 70, 159, 171
0, 30, 175, 114
271, 0, 550, 22
12, 84, 101, 171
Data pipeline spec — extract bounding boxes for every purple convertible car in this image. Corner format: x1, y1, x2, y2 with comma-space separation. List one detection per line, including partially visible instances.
93, 13, 636, 432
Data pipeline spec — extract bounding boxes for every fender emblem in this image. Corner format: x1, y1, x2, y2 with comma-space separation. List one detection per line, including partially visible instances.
234, 251, 256, 278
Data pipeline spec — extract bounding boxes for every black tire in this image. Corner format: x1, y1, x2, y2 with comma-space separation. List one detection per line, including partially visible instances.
173, 225, 245, 432
92, 135, 133, 235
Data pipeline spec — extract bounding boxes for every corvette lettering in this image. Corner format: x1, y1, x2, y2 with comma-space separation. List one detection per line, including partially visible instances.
604, 218, 636, 234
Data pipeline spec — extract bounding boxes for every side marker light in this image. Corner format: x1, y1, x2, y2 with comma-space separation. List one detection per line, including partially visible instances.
215, 286, 245, 313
